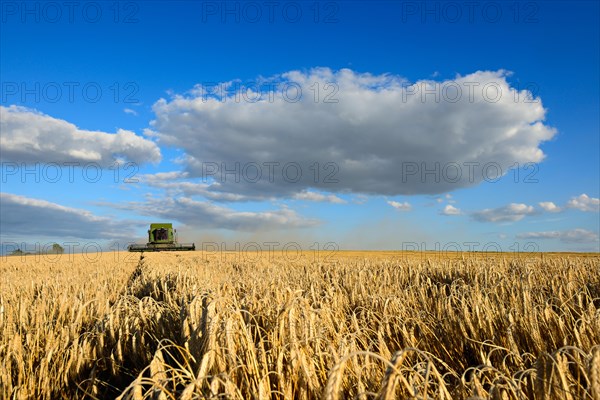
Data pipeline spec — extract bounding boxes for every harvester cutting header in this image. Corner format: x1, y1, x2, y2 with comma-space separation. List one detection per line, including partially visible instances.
128, 223, 195, 252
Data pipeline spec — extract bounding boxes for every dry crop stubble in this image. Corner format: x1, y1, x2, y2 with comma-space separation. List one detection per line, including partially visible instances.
1, 250, 599, 398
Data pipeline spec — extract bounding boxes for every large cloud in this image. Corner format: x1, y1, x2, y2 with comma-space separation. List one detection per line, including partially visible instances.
148, 68, 556, 198
0, 192, 136, 240
0, 105, 161, 165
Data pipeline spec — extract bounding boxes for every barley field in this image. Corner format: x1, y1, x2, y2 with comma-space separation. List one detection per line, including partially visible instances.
1, 250, 599, 399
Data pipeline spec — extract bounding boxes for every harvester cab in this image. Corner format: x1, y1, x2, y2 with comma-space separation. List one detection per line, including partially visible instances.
128, 223, 195, 252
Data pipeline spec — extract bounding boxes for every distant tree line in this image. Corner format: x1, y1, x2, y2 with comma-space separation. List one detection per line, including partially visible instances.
8, 243, 64, 256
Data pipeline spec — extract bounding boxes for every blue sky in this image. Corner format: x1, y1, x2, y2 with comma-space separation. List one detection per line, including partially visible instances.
1, 0, 599, 253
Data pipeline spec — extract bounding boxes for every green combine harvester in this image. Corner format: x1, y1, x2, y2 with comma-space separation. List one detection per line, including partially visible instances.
128, 223, 195, 252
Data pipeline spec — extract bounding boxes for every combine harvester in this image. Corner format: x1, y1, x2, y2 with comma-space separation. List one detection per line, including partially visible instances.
128, 223, 195, 252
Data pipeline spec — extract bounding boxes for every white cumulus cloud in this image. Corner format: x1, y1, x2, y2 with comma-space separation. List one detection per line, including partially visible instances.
147, 68, 556, 198
538, 201, 562, 213
472, 203, 536, 223
441, 204, 461, 215
0, 105, 161, 165
566, 194, 599, 212
388, 200, 412, 211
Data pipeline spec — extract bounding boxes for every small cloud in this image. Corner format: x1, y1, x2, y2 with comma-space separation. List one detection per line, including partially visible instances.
293, 191, 346, 204
472, 203, 536, 223
557, 229, 599, 243
124, 108, 138, 116
387, 200, 411, 211
538, 201, 562, 213
498, 233, 507, 239
440, 204, 461, 216
435, 193, 455, 205
141, 171, 190, 182
517, 231, 560, 240
566, 194, 599, 212
352, 194, 369, 205
516, 228, 599, 244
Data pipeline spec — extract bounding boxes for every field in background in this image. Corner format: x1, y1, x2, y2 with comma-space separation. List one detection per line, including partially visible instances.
1, 250, 599, 399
